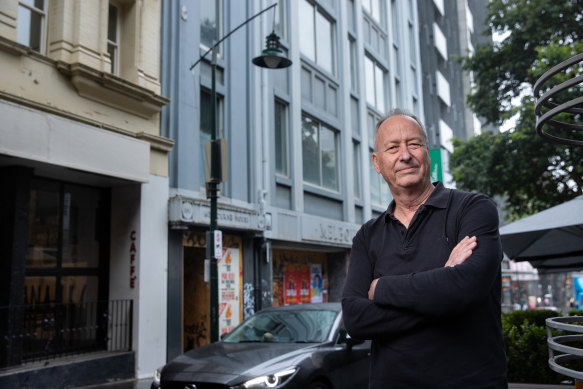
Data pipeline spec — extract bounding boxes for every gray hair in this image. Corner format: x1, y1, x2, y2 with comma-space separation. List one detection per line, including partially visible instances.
374, 108, 428, 151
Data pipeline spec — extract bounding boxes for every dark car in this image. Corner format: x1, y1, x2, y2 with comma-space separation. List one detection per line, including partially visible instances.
152, 302, 370, 389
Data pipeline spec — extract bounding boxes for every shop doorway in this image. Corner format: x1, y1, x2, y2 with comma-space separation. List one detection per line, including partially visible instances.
182, 231, 243, 352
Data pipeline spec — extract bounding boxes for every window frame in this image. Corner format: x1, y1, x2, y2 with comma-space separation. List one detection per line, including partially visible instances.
17, 0, 47, 53
301, 113, 340, 193
200, 0, 223, 56
274, 99, 290, 178
299, 0, 336, 77
107, 2, 121, 75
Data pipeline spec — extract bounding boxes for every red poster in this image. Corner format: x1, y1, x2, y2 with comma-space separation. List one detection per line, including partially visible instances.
284, 263, 311, 305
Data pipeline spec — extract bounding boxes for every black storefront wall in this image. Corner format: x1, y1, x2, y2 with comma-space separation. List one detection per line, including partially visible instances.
0, 166, 133, 387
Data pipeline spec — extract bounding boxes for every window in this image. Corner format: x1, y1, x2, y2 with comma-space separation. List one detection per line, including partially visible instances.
349, 37, 357, 92
274, 0, 287, 40
107, 3, 120, 74
369, 158, 391, 207
26, 178, 107, 305
200, 89, 224, 188
364, 56, 387, 112
200, 0, 222, 52
353, 142, 361, 199
347, 0, 355, 32
301, 115, 339, 191
17, 0, 46, 53
274, 100, 289, 177
299, 0, 335, 75
362, 0, 382, 25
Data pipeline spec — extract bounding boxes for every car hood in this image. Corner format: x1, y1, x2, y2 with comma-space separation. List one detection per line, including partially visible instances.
161, 342, 317, 384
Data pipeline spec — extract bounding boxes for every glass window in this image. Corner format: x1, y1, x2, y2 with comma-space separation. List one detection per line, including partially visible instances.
302, 115, 339, 191
107, 3, 119, 74
364, 55, 387, 113
26, 180, 60, 268
26, 178, 106, 304
409, 22, 416, 62
315, 11, 334, 74
200, 89, 224, 187
274, 0, 287, 40
364, 56, 375, 107
299, 0, 335, 75
299, 0, 315, 62
391, 0, 399, 41
320, 126, 338, 190
351, 97, 360, 136
200, 0, 221, 51
347, 0, 355, 32
274, 100, 289, 177
363, 0, 383, 26
353, 142, 361, 199
17, 0, 45, 53
349, 37, 357, 92
370, 150, 392, 207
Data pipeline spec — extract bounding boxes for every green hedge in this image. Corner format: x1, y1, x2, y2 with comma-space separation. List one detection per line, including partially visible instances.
502, 309, 565, 384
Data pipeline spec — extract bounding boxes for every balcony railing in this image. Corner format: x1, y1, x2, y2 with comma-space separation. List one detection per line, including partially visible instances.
0, 299, 133, 369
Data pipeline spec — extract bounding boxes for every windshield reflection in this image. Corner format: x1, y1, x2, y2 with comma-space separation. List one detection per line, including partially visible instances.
223, 309, 337, 343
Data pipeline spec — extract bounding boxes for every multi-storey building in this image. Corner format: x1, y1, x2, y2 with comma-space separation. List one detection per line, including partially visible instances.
417, 0, 495, 185
0, 0, 493, 386
161, 0, 427, 362
0, 1, 172, 386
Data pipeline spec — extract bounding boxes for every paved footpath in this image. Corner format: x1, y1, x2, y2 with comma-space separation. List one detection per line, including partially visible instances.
76, 378, 573, 389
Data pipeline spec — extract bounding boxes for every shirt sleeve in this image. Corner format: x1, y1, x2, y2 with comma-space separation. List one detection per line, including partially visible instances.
373, 195, 503, 316
341, 224, 430, 340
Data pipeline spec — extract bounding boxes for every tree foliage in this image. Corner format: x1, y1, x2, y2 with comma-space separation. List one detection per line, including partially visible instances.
462, 0, 583, 125
451, 0, 583, 221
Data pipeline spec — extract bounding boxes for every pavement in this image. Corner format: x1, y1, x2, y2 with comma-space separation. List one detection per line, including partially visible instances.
73, 377, 153, 389
74, 379, 573, 389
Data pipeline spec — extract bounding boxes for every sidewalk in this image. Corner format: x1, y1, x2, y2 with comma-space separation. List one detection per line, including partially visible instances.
75, 380, 572, 389
73, 377, 152, 389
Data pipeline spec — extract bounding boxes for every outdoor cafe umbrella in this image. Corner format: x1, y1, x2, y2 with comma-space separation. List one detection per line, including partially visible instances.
499, 195, 583, 273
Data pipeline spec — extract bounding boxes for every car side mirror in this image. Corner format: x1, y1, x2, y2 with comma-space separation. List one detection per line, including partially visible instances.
338, 329, 365, 350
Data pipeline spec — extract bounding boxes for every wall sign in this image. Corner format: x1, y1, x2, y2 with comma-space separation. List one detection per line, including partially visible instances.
130, 230, 137, 288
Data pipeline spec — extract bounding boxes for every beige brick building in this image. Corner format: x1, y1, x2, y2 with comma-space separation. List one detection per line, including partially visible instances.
0, 1, 172, 386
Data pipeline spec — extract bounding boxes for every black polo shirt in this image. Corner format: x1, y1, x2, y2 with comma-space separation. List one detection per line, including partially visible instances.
342, 182, 508, 388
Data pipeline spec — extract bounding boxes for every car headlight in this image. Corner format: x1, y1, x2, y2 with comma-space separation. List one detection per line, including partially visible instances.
241, 368, 297, 388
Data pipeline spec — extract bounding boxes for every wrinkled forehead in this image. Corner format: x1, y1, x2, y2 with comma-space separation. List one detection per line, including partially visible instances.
377, 115, 427, 143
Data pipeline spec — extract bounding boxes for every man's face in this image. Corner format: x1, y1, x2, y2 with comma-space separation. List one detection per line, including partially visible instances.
372, 115, 431, 192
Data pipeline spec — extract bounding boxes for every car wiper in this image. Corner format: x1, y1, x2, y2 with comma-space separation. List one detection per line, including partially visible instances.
237, 340, 262, 343
294, 340, 320, 343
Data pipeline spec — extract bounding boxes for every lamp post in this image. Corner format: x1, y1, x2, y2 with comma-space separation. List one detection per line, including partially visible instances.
189, 3, 292, 343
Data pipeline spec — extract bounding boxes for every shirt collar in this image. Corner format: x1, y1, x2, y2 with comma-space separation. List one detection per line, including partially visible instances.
385, 181, 449, 223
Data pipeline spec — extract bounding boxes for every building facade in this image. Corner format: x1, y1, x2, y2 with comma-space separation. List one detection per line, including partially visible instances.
417, 0, 494, 185
0, 0, 172, 386
161, 0, 427, 362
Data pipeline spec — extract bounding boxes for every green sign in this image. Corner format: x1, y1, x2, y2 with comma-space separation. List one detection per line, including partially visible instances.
429, 148, 443, 182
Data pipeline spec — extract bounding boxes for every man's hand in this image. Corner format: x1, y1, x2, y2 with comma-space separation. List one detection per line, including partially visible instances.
368, 278, 379, 300
367, 236, 477, 300
444, 236, 477, 267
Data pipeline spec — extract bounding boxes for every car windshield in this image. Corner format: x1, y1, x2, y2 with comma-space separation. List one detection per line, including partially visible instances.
222, 308, 337, 343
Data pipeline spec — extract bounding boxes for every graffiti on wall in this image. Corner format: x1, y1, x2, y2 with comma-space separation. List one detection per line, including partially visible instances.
243, 282, 254, 319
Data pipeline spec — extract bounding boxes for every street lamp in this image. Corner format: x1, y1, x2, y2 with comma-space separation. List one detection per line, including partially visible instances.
189, 3, 292, 343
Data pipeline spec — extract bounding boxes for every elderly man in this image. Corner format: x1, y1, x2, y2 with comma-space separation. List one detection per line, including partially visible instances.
342, 109, 508, 388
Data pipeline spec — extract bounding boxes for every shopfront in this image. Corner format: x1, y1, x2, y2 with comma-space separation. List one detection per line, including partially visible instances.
181, 231, 244, 350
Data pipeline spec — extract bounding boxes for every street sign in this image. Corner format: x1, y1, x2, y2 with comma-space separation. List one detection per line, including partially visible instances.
214, 230, 222, 259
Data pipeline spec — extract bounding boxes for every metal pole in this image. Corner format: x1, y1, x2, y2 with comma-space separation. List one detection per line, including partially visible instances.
208, 46, 219, 343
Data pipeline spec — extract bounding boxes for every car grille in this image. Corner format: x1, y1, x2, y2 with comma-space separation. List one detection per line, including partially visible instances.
160, 381, 231, 389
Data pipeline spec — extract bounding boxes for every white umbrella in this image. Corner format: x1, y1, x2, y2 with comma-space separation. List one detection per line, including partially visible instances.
499, 195, 583, 273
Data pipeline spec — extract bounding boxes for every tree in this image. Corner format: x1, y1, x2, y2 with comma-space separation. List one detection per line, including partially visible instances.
462, 0, 583, 125
451, 0, 583, 221
451, 100, 583, 221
